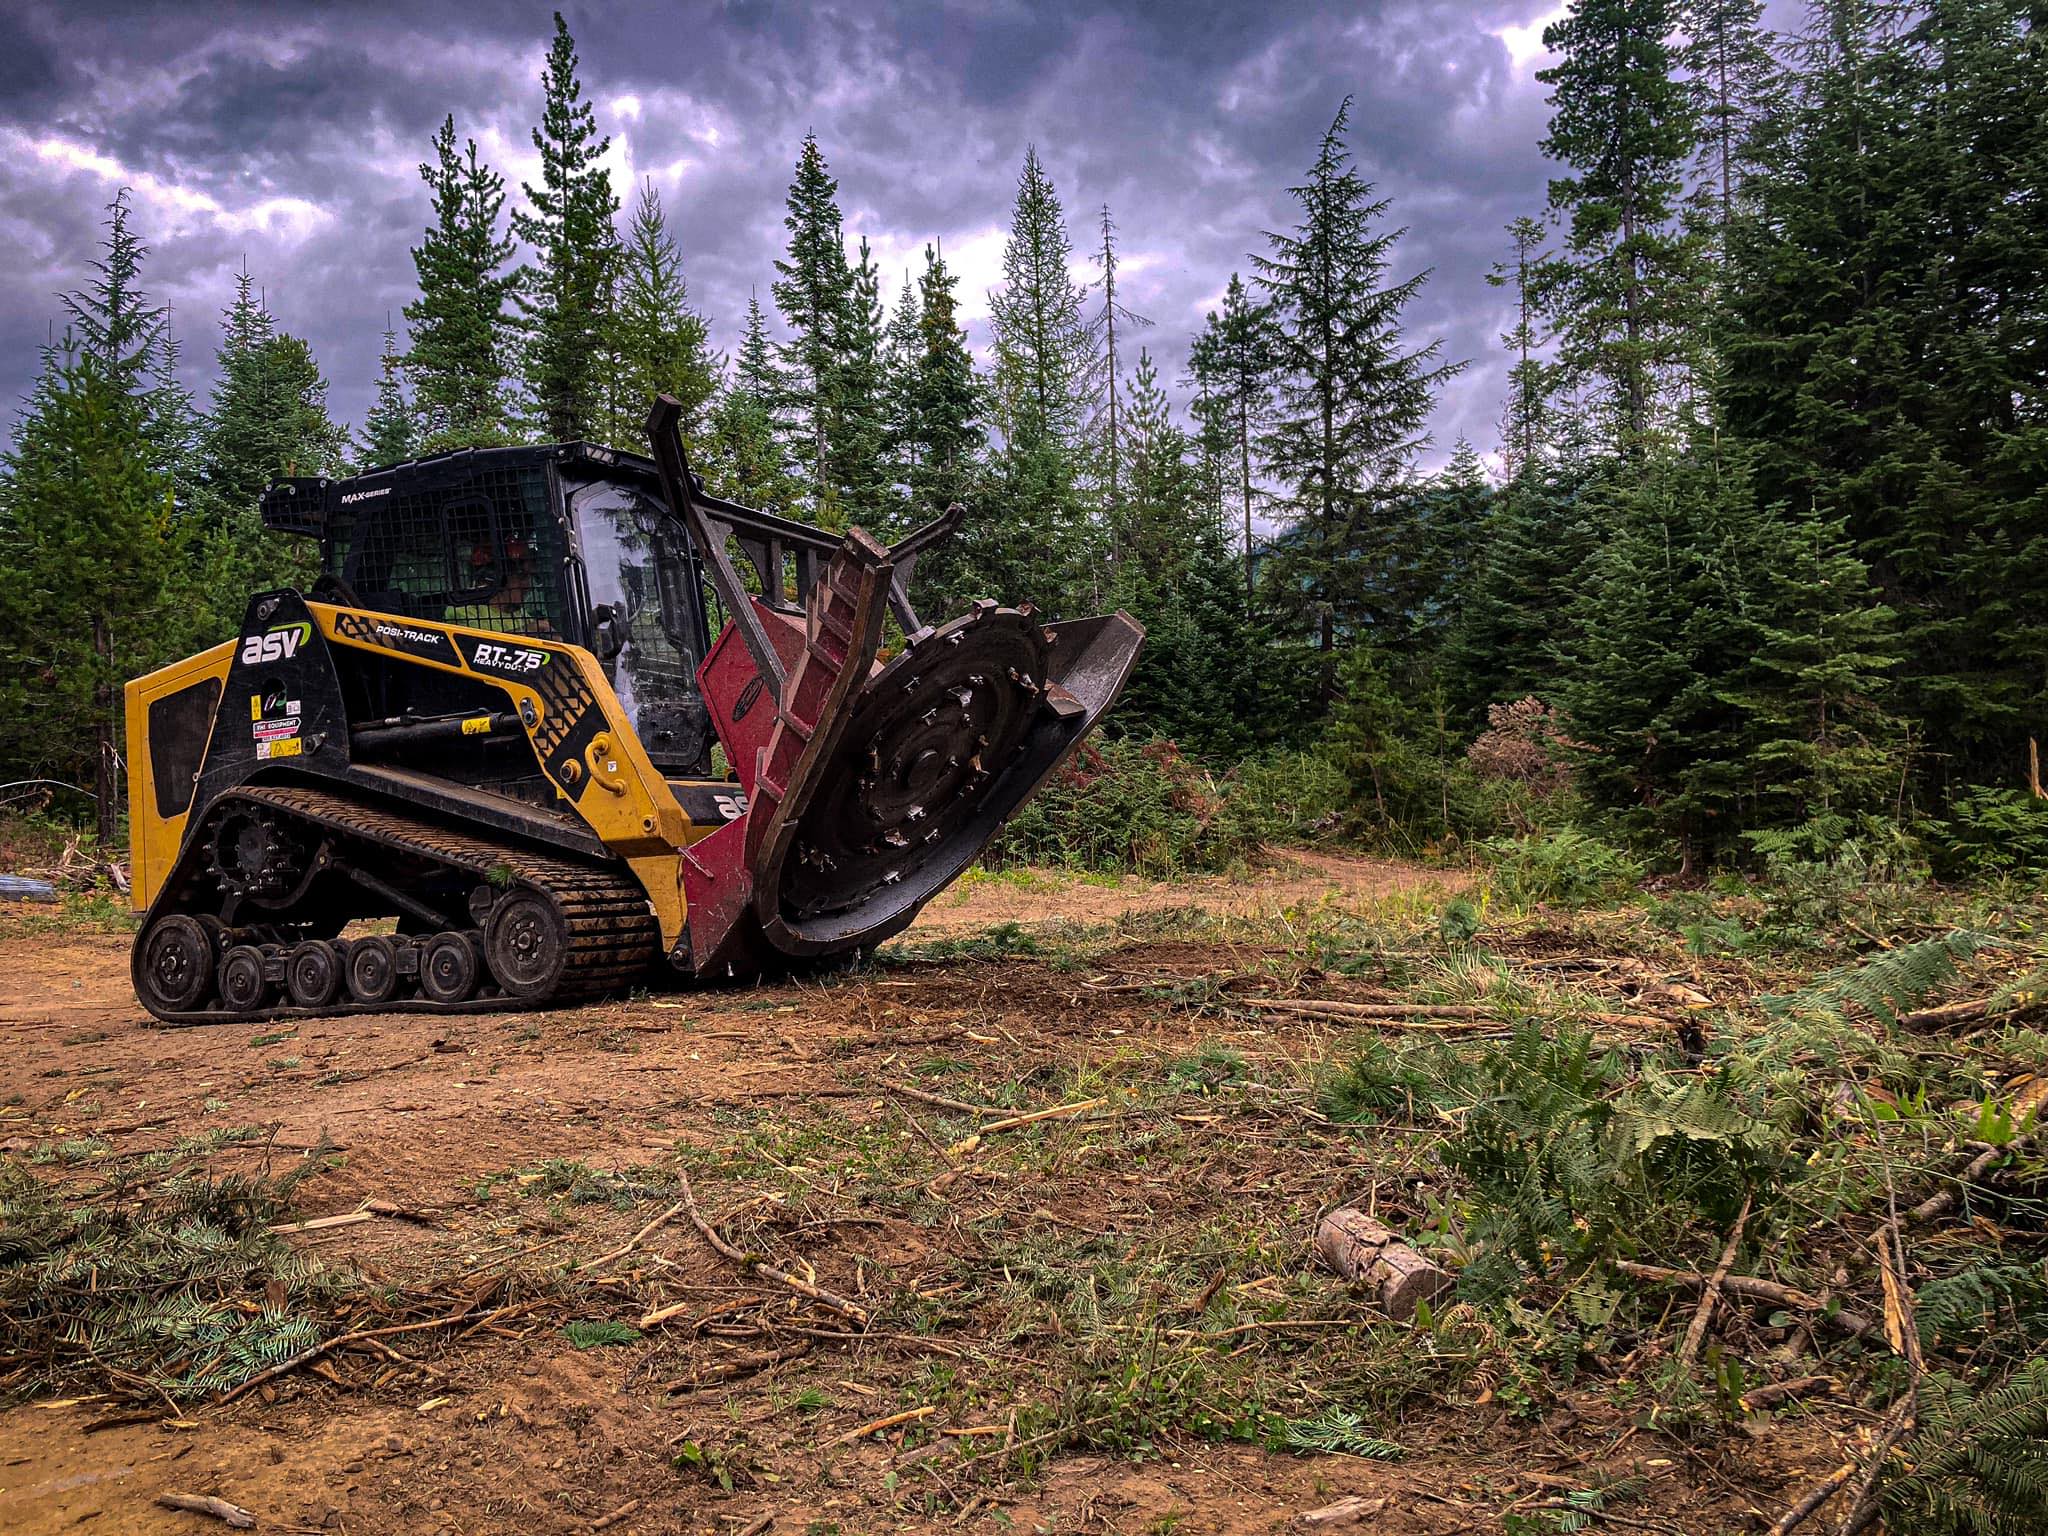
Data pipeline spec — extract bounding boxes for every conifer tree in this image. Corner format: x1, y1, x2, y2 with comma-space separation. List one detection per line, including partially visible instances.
906, 243, 982, 519
1721, 0, 2048, 786
1255, 99, 1458, 659
512, 12, 620, 441
1087, 203, 1151, 541
1442, 416, 1606, 721
1490, 216, 1554, 480
192, 275, 345, 631
1100, 351, 1258, 758
1556, 434, 1897, 869
1188, 272, 1276, 599
989, 147, 1094, 462
702, 295, 800, 511
772, 134, 853, 517
1533, 0, 1703, 453
1682, 0, 1783, 241
61, 190, 162, 396
0, 199, 181, 836
405, 116, 518, 449
979, 147, 1099, 608
881, 271, 924, 489
830, 234, 894, 531
600, 178, 716, 454
1737, 497, 1900, 830
356, 323, 419, 469
145, 311, 203, 513
0, 345, 174, 841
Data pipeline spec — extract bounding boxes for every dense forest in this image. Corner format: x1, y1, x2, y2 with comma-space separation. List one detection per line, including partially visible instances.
2, 0, 2044, 877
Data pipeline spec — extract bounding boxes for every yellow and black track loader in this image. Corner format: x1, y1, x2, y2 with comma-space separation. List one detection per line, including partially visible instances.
125, 400, 1142, 1024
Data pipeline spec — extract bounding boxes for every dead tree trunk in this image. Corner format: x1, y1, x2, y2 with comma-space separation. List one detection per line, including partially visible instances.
1315, 1208, 1454, 1321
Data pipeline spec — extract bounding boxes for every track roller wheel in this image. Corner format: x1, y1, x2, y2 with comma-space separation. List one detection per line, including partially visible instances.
287, 939, 345, 1009
135, 914, 216, 1015
484, 892, 569, 1000
419, 931, 483, 1004
218, 944, 271, 1012
347, 935, 401, 1005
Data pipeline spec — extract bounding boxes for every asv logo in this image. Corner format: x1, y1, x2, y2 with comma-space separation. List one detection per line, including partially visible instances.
473, 642, 549, 673
240, 622, 311, 666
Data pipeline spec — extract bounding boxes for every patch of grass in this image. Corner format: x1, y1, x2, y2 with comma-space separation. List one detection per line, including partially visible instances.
563, 1319, 640, 1349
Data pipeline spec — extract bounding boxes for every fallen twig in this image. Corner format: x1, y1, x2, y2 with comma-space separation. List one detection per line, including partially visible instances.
214, 1301, 514, 1404
1766, 1462, 1856, 1536
946, 1096, 1105, 1155
1613, 1260, 1878, 1341
677, 1169, 869, 1326
1897, 997, 1995, 1031
889, 1083, 1000, 1116
1905, 1135, 2034, 1226
1739, 1376, 1838, 1413
821, 1403, 935, 1449
974, 1097, 1105, 1135
266, 1209, 371, 1234
1678, 1194, 1751, 1370
156, 1493, 255, 1528
581, 1198, 684, 1272
591, 1498, 641, 1530
1835, 1214, 1924, 1535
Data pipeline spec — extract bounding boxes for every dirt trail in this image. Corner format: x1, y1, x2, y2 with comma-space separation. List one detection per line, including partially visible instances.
0, 852, 1828, 1536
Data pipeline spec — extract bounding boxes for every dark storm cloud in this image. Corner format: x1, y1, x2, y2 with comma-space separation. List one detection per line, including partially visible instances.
0, 0, 1570, 479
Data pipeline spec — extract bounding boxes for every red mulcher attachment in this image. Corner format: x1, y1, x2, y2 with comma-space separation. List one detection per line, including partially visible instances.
647, 398, 1144, 978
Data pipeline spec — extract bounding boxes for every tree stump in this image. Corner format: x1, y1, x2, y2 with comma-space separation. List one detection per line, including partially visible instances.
1315, 1208, 1454, 1320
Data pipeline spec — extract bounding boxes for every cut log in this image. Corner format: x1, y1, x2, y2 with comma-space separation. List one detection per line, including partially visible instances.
1315, 1208, 1454, 1321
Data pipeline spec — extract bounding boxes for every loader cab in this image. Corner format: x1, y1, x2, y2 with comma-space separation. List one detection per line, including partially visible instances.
262, 443, 723, 776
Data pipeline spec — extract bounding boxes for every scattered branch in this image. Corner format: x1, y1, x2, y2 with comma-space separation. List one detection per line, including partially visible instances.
1678, 1194, 1751, 1370
676, 1169, 868, 1326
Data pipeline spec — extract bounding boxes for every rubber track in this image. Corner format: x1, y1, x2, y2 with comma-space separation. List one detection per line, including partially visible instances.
144, 783, 659, 1027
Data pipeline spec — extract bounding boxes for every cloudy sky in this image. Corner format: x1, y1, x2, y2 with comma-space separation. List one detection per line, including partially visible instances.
0, 0, 1575, 471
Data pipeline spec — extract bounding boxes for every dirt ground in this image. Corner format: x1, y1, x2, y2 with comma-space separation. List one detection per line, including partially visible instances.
0, 852, 1851, 1536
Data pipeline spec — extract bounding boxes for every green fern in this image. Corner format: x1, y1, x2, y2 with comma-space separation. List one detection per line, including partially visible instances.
1764, 931, 1994, 1027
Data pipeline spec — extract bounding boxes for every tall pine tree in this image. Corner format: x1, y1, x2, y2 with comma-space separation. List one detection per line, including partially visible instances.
772, 134, 854, 521
980, 147, 1099, 608
1534, 0, 1703, 453
1188, 272, 1276, 600
356, 322, 419, 469
600, 178, 717, 454
405, 116, 518, 449
512, 12, 620, 442
1255, 99, 1458, 661
702, 294, 800, 511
